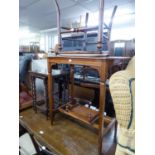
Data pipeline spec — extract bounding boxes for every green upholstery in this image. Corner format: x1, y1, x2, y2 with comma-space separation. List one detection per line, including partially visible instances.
109, 56, 135, 155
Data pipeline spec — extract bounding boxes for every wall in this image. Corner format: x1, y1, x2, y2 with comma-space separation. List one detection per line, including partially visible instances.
19, 31, 40, 46
109, 39, 135, 56
19, 29, 58, 53
40, 29, 58, 52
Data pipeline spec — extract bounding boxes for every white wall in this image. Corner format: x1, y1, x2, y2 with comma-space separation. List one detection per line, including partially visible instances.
40, 30, 58, 52
19, 28, 40, 46
19, 28, 58, 53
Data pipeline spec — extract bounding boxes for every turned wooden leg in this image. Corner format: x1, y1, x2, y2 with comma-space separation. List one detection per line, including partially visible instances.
31, 76, 37, 113
44, 78, 48, 120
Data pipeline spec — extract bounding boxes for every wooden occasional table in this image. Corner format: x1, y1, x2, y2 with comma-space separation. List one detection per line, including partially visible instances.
30, 71, 49, 120
47, 55, 130, 155
29, 70, 68, 120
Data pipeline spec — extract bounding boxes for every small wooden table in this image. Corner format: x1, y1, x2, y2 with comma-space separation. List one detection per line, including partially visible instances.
29, 70, 68, 119
47, 55, 130, 155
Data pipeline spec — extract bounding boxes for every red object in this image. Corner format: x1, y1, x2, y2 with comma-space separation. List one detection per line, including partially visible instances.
19, 91, 32, 105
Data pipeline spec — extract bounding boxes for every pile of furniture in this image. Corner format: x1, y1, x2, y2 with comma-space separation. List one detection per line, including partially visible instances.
19, 1, 133, 155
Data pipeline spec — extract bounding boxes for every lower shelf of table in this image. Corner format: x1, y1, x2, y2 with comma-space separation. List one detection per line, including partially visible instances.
58, 100, 115, 132
59, 104, 97, 123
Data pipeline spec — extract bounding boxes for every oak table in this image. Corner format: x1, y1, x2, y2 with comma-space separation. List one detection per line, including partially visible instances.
47, 55, 130, 155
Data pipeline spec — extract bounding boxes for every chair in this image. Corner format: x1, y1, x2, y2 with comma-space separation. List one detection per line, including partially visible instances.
109, 56, 135, 155
19, 55, 33, 110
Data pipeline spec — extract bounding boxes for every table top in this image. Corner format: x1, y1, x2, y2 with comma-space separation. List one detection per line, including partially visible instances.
19, 108, 98, 155
47, 56, 131, 68
48, 55, 131, 60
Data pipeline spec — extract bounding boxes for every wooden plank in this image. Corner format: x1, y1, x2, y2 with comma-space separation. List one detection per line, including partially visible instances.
59, 104, 98, 125
80, 82, 99, 89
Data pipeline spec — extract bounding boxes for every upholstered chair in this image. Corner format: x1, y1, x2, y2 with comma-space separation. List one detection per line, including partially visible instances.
109, 56, 135, 155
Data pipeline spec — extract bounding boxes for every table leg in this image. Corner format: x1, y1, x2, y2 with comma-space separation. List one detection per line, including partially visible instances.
31, 76, 37, 113
97, 62, 108, 155
48, 64, 54, 125
67, 73, 70, 102
93, 88, 99, 108
98, 81, 105, 155
58, 79, 63, 104
44, 78, 48, 120
70, 64, 74, 101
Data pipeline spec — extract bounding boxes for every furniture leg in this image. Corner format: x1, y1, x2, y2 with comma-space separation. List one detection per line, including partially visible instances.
70, 65, 74, 101
98, 81, 106, 155
58, 79, 63, 104
44, 78, 49, 120
31, 76, 37, 113
48, 63, 54, 125
98, 62, 108, 155
93, 88, 99, 108
67, 74, 70, 102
